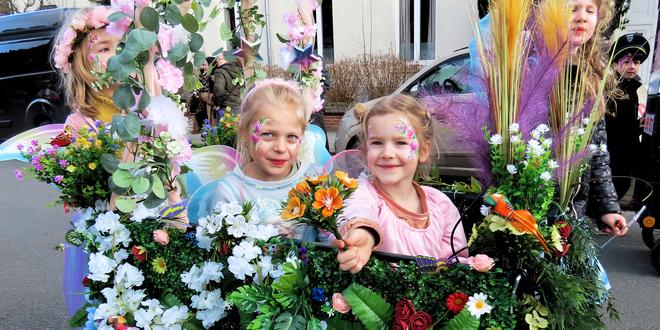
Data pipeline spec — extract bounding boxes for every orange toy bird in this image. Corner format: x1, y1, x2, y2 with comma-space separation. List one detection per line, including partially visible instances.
485, 193, 550, 252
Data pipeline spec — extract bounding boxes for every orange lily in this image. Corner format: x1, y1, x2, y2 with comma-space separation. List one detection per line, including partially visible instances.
335, 171, 358, 189
307, 174, 328, 185
295, 181, 312, 194
312, 187, 343, 218
282, 196, 306, 220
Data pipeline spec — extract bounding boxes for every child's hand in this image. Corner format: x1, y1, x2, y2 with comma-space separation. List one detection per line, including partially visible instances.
332, 228, 375, 273
600, 213, 628, 237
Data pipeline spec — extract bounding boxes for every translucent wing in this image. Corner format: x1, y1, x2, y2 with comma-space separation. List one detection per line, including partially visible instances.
322, 149, 368, 179
184, 145, 241, 224
298, 124, 331, 167
0, 124, 65, 162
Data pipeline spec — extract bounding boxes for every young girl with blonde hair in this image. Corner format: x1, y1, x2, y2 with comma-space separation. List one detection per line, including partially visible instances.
333, 94, 468, 273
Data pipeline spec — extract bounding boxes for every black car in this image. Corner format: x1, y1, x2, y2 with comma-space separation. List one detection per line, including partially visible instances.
0, 8, 74, 141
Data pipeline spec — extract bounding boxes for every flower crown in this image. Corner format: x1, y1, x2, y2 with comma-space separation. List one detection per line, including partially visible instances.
53, 6, 112, 74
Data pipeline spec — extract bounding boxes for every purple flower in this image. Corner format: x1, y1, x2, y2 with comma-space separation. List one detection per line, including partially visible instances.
30, 140, 39, 147
26, 147, 35, 155
59, 159, 68, 168
34, 164, 44, 172
14, 169, 24, 181
46, 148, 57, 155
31, 158, 40, 166
94, 120, 102, 127
54, 175, 63, 184
88, 127, 95, 132
16, 143, 24, 151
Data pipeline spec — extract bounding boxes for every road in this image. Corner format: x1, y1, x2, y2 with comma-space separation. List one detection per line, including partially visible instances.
0, 159, 658, 329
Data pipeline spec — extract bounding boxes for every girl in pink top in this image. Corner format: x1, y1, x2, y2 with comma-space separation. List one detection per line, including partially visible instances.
334, 94, 468, 273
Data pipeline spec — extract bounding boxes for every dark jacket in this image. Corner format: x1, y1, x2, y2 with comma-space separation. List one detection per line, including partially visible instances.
605, 75, 644, 176
572, 117, 621, 219
213, 62, 242, 114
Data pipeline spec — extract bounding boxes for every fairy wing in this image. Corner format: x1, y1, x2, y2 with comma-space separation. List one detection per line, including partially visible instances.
0, 124, 65, 162
298, 124, 331, 167
185, 145, 241, 223
322, 149, 368, 179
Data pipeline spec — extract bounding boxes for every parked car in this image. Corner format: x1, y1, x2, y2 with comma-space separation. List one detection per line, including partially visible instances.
0, 8, 73, 141
334, 49, 480, 179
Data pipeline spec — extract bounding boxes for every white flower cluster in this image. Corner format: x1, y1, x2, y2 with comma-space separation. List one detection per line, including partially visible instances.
181, 262, 229, 328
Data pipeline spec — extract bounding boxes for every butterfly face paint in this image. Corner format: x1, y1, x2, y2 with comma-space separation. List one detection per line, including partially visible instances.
394, 117, 418, 159
251, 117, 269, 150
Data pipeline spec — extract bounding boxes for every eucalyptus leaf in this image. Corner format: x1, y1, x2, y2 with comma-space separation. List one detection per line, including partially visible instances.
191, 1, 204, 20
108, 176, 130, 195
193, 51, 206, 66
119, 46, 140, 63
113, 84, 136, 110
112, 112, 141, 141
151, 174, 166, 199
137, 89, 151, 111
181, 14, 199, 33
107, 56, 135, 81
183, 62, 194, 75
108, 11, 130, 22
220, 22, 233, 41
167, 43, 190, 63
165, 4, 183, 25
127, 29, 157, 52
189, 33, 203, 52
112, 169, 134, 188
118, 162, 143, 170
100, 153, 119, 173
139, 7, 160, 33
184, 74, 200, 93
142, 192, 166, 209
115, 198, 137, 213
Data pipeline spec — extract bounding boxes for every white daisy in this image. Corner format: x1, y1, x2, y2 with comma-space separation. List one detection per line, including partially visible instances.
466, 292, 493, 318
489, 134, 502, 145
506, 164, 518, 175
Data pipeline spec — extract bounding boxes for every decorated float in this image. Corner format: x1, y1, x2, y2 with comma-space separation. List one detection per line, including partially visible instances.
0, 0, 623, 329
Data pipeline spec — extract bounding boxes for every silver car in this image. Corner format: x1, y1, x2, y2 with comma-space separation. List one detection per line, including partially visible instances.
334, 49, 480, 178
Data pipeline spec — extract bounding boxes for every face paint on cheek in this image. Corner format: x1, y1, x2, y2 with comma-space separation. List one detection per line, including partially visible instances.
395, 117, 419, 160
251, 118, 269, 151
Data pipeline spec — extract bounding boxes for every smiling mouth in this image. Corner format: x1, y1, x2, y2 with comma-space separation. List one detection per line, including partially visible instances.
269, 159, 287, 166
378, 164, 400, 169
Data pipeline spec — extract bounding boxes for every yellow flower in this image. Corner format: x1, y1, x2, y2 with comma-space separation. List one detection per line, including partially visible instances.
312, 187, 343, 218
87, 132, 97, 139
335, 171, 358, 189
65, 149, 72, 156
88, 163, 97, 170
151, 257, 167, 274
94, 140, 103, 148
307, 175, 328, 185
550, 225, 563, 252
66, 165, 76, 173
282, 196, 306, 220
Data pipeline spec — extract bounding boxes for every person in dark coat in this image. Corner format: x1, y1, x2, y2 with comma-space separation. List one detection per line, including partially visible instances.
213, 53, 242, 115
605, 33, 651, 204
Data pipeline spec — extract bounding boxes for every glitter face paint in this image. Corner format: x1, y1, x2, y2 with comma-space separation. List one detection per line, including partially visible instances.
252, 117, 269, 150
394, 117, 418, 159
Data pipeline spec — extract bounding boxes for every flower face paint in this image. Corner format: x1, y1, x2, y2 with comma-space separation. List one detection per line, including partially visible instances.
394, 117, 418, 159
252, 117, 269, 150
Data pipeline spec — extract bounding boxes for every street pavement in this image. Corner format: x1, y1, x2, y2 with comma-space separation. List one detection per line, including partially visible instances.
0, 158, 658, 329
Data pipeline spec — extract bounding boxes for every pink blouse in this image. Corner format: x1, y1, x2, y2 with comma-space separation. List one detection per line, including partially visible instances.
340, 178, 469, 260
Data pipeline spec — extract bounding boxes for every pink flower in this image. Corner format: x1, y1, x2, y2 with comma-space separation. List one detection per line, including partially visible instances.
136, 0, 152, 8
14, 169, 24, 181
86, 6, 111, 29
158, 25, 173, 58
332, 293, 350, 314
155, 59, 184, 93
111, 0, 135, 15
283, 13, 299, 29
70, 15, 86, 31
467, 254, 495, 272
153, 229, 170, 245
54, 175, 64, 183
107, 18, 131, 37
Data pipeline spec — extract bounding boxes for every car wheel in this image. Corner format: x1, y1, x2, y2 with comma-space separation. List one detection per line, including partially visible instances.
652, 240, 660, 274
642, 228, 659, 250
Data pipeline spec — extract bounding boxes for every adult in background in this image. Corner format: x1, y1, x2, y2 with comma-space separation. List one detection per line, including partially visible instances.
188, 57, 215, 129
308, 61, 332, 150
606, 33, 651, 205
213, 53, 242, 115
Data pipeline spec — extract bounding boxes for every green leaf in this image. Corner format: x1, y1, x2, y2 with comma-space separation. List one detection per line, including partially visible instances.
111, 112, 141, 141
69, 303, 94, 327
162, 293, 183, 308
307, 318, 322, 330
137, 89, 151, 111
181, 13, 199, 33
191, 1, 204, 20
112, 169, 134, 188
193, 51, 206, 66
131, 176, 150, 195
276, 33, 290, 43
226, 0, 235, 8
115, 197, 137, 213
228, 285, 273, 314
101, 153, 119, 173
274, 313, 306, 330
113, 84, 136, 110
254, 68, 267, 80
142, 192, 166, 209
119, 46, 140, 63
189, 33, 204, 52
139, 7, 160, 32
182, 319, 205, 330
444, 309, 480, 330
108, 11, 130, 22
127, 29, 157, 52
65, 230, 84, 246
109, 176, 130, 195
341, 283, 393, 330
165, 4, 183, 25
118, 162, 143, 170
152, 174, 166, 199
167, 43, 190, 62
184, 73, 199, 93
220, 22, 233, 41
325, 317, 367, 330
107, 56, 135, 81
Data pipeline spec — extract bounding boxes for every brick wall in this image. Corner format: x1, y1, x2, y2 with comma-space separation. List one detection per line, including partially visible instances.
324, 113, 343, 131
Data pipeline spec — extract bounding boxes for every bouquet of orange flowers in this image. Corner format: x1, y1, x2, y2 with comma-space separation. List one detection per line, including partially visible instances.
281, 171, 358, 241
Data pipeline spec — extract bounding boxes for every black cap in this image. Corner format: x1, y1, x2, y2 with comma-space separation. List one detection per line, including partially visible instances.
611, 33, 650, 63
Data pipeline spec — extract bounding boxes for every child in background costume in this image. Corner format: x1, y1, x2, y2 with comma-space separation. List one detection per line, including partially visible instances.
333, 94, 468, 273
210, 79, 323, 241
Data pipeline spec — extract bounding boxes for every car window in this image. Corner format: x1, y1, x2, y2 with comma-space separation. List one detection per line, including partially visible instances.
409, 55, 471, 96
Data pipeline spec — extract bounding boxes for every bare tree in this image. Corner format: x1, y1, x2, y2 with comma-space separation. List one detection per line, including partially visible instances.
0, 0, 53, 15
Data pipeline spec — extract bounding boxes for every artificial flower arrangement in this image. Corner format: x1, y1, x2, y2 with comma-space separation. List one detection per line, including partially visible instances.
16, 125, 119, 209
200, 109, 239, 147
